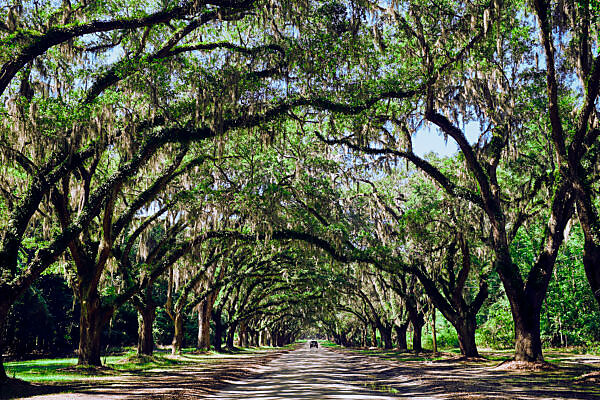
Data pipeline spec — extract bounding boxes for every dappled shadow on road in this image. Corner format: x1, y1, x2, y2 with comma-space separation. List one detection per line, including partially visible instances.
207, 345, 399, 399
329, 348, 600, 400
12, 345, 600, 400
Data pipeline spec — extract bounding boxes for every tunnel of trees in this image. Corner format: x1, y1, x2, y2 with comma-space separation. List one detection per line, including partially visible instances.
1, 0, 600, 382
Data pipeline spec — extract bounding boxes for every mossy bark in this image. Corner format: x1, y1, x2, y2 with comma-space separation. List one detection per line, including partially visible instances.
137, 306, 156, 356
395, 322, 408, 350
171, 313, 184, 355
456, 316, 479, 358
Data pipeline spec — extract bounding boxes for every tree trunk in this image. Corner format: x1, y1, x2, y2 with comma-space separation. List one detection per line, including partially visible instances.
583, 240, 600, 308
380, 325, 393, 349
239, 323, 248, 347
412, 319, 423, 353
197, 299, 212, 351
512, 303, 543, 361
78, 289, 111, 366
431, 308, 437, 353
456, 316, 479, 357
370, 324, 377, 347
272, 331, 280, 347
226, 322, 237, 350
395, 322, 408, 351
212, 315, 224, 352
171, 312, 184, 355
137, 305, 156, 356
497, 255, 546, 362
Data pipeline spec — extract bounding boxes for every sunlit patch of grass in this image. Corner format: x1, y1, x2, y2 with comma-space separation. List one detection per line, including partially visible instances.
5, 356, 121, 382
4, 348, 278, 383
320, 341, 340, 348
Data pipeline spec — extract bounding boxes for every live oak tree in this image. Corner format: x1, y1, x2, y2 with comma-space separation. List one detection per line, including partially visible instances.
382, 167, 491, 357
2, 0, 599, 377
301, 0, 597, 363
0, 0, 273, 375
0, 0, 372, 375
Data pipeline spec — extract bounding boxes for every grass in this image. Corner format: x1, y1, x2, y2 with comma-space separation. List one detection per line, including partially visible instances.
4, 356, 127, 382
4, 346, 281, 383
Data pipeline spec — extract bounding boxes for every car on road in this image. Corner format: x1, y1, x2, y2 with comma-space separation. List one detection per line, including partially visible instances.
309, 340, 318, 348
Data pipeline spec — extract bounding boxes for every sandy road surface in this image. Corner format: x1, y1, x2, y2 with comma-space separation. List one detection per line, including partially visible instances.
11, 344, 600, 400
208, 343, 399, 399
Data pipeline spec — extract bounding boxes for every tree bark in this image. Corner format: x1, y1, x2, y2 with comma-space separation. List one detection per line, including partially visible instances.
411, 317, 424, 353
78, 289, 111, 366
239, 322, 248, 347
370, 324, 378, 347
212, 314, 224, 352
456, 316, 479, 357
171, 312, 184, 355
137, 305, 156, 356
395, 322, 408, 351
583, 240, 600, 308
226, 322, 237, 350
197, 299, 212, 351
513, 303, 543, 361
497, 255, 547, 362
380, 325, 393, 349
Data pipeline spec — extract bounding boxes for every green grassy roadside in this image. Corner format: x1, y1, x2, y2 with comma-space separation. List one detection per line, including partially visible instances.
4, 346, 282, 383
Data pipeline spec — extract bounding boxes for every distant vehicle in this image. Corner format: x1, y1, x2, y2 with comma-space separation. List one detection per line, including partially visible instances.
310, 340, 318, 348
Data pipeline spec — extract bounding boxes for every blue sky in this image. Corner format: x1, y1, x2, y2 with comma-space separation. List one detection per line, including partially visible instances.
412, 121, 481, 157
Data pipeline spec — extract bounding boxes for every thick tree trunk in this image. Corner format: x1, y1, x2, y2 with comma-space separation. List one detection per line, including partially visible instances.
137, 305, 156, 356
498, 257, 546, 362
456, 316, 479, 358
370, 324, 377, 347
226, 322, 237, 350
272, 331, 281, 347
197, 299, 212, 351
78, 290, 111, 366
212, 315, 224, 352
395, 322, 408, 351
513, 304, 543, 361
239, 323, 248, 347
171, 312, 184, 355
380, 325, 393, 349
412, 319, 423, 353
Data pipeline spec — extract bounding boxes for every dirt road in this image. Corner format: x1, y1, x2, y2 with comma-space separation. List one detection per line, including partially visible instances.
208, 343, 399, 399
11, 344, 600, 400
